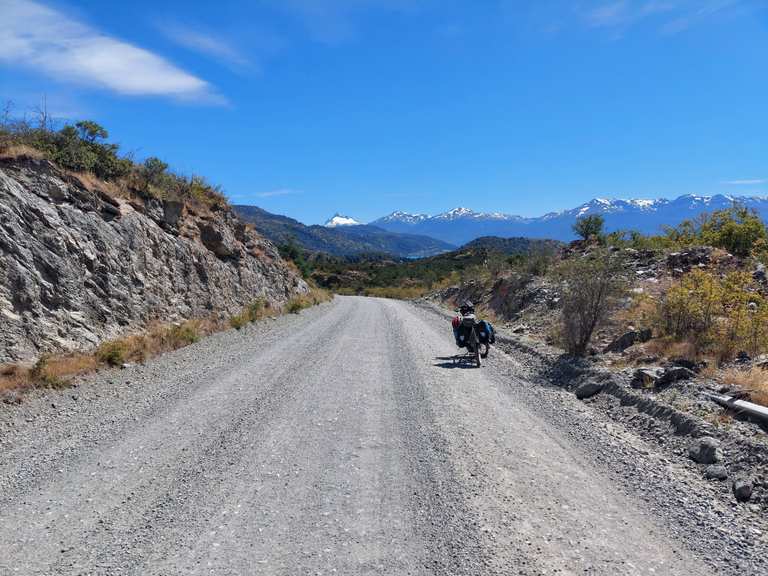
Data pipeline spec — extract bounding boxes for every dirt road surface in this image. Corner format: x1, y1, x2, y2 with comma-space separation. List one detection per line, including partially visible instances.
0, 296, 750, 575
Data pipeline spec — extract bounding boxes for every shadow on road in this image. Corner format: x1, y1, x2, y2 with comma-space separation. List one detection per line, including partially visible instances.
433, 356, 480, 369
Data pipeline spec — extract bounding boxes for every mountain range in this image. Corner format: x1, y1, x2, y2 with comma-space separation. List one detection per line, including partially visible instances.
233, 205, 454, 258
369, 194, 768, 245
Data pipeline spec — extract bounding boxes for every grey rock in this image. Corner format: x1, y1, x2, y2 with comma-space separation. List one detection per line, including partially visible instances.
733, 478, 753, 502
631, 367, 665, 388
705, 465, 728, 481
688, 437, 723, 465
666, 247, 712, 272
754, 263, 767, 283
632, 366, 696, 389
574, 381, 605, 400
668, 357, 707, 373
657, 366, 696, 386
603, 329, 652, 353
0, 158, 308, 363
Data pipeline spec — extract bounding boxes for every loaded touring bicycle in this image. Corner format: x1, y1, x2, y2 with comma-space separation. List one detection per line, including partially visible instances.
451, 301, 495, 367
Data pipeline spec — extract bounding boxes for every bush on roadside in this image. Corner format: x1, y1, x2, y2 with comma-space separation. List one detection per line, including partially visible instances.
96, 341, 129, 366
556, 249, 627, 356
656, 269, 768, 361
169, 323, 200, 346
230, 298, 269, 329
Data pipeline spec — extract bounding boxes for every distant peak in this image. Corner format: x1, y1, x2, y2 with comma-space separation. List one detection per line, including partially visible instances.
324, 213, 361, 227
435, 207, 480, 220
376, 211, 429, 224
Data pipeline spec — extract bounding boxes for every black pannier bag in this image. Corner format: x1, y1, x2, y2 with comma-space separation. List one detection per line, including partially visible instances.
456, 322, 475, 348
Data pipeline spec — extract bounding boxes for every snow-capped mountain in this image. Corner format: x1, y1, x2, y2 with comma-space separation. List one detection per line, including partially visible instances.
370, 194, 768, 244
376, 210, 430, 225
324, 213, 361, 227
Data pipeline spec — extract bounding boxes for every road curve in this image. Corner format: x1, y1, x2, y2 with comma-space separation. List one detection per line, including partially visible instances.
0, 296, 715, 575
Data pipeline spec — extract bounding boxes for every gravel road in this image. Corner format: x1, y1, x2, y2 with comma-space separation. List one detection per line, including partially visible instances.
0, 296, 752, 575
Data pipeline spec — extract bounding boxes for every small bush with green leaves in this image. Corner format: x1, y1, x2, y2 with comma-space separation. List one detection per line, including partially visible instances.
657, 269, 768, 361
1, 114, 227, 209
96, 341, 128, 366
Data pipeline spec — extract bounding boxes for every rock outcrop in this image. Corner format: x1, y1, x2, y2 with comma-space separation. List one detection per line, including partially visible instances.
0, 156, 307, 363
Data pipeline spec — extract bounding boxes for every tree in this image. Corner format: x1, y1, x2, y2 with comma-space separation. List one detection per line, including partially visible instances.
573, 214, 605, 241
53, 125, 96, 172
75, 120, 108, 143
557, 249, 626, 356
141, 157, 169, 192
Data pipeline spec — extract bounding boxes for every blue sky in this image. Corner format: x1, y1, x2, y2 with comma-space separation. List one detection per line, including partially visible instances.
1, 0, 766, 225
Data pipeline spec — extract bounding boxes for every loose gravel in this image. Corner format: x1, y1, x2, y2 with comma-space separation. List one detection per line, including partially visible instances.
0, 296, 762, 575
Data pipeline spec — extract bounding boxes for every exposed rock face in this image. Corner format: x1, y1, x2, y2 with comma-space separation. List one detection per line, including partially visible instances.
0, 157, 307, 363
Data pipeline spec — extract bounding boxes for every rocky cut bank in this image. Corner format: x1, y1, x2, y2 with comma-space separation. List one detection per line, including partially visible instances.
0, 155, 308, 363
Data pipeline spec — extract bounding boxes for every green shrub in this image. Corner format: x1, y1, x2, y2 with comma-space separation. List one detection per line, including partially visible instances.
169, 323, 199, 346
247, 298, 266, 322
657, 269, 768, 360
699, 206, 767, 257
286, 297, 308, 314
96, 341, 128, 366
230, 314, 248, 330
0, 117, 228, 209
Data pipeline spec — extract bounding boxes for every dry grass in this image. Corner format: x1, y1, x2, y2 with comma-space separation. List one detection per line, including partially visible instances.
644, 338, 699, 362
70, 171, 125, 199
0, 318, 211, 396
0, 144, 47, 161
230, 298, 269, 329
0, 290, 331, 399
285, 287, 333, 313
0, 352, 98, 394
719, 367, 768, 407
362, 286, 428, 300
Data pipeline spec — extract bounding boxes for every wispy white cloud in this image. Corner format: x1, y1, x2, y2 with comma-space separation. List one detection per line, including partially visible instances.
275, 0, 421, 43
586, 1, 632, 27
582, 0, 749, 34
161, 24, 249, 67
722, 179, 767, 185
255, 188, 303, 198
0, 0, 222, 103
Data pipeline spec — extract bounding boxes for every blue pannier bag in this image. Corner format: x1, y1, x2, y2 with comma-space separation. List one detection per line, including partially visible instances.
477, 320, 495, 344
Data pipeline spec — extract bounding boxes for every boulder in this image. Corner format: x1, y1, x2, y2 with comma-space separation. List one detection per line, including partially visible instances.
632, 368, 665, 389
733, 478, 753, 502
632, 366, 696, 389
657, 366, 696, 386
198, 223, 240, 260
666, 247, 713, 276
603, 329, 652, 353
704, 465, 728, 481
668, 357, 707, 373
688, 437, 723, 465
575, 381, 605, 400
754, 263, 767, 283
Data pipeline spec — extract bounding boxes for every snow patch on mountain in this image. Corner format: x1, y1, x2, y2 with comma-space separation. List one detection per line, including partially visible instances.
324, 214, 361, 227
